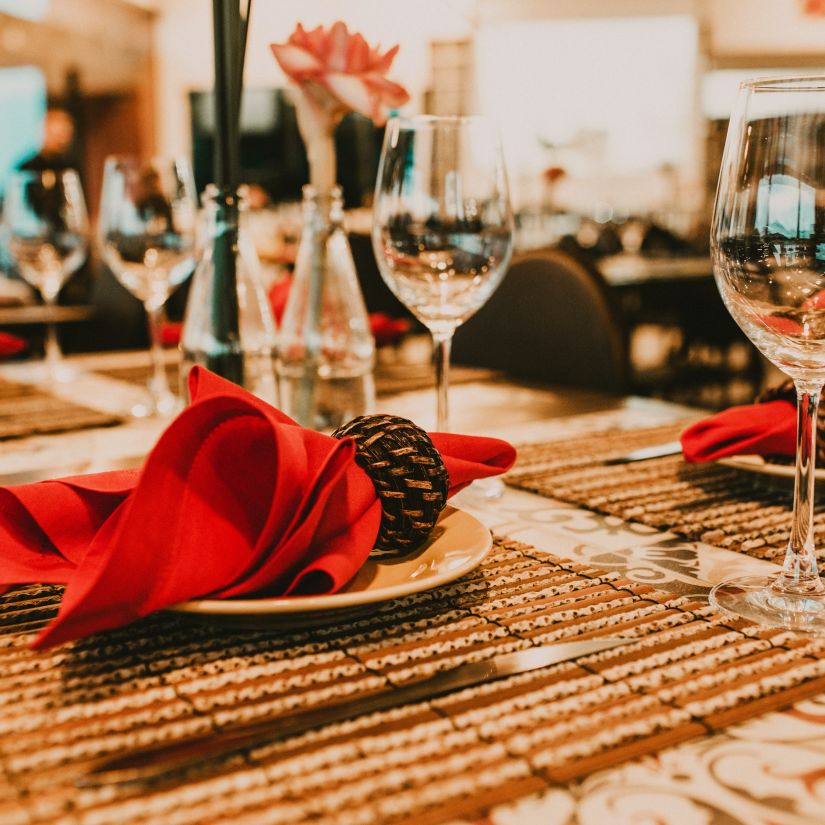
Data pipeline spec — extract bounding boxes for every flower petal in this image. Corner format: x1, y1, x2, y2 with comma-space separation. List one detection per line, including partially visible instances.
323, 73, 377, 120
302, 24, 328, 57
346, 33, 371, 74
270, 43, 323, 79
370, 43, 400, 74
364, 73, 411, 107
326, 21, 350, 72
289, 23, 310, 49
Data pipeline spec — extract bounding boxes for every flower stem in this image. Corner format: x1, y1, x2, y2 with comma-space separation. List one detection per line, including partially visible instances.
308, 133, 336, 192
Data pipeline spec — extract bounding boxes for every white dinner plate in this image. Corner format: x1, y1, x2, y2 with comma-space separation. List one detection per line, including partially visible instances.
718, 454, 825, 482
717, 455, 825, 499
167, 506, 492, 625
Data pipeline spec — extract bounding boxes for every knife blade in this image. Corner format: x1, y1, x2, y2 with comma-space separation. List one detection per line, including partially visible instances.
81, 636, 629, 786
604, 440, 683, 465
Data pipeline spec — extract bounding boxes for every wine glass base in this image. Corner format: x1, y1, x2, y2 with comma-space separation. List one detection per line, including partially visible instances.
465, 476, 506, 502
130, 391, 181, 419
49, 362, 78, 384
710, 575, 825, 634
24, 360, 78, 385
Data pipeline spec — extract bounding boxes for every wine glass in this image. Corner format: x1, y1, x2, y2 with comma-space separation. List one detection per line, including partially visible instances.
2, 169, 88, 382
372, 115, 514, 432
99, 156, 198, 416
711, 75, 825, 631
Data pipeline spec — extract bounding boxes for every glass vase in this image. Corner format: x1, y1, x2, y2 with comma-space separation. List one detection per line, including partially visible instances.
278, 185, 375, 430
180, 185, 278, 403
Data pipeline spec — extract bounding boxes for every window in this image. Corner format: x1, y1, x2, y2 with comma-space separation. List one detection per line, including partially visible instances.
0, 66, 47, 198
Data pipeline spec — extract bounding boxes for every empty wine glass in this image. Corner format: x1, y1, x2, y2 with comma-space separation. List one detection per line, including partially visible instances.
99, 156, 197, 416
372, 115, 514, 432
2, 168, 88, 382
711, 75, 825, 631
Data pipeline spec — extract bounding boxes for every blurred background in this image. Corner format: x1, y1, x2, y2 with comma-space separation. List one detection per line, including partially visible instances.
2, 0, 824, 408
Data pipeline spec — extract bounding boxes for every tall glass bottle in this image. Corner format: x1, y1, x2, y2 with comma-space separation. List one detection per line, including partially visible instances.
278, 185, 375, 430
180, 185, 278, 404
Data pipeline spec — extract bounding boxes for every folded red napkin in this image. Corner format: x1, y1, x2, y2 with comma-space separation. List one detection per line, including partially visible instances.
367, 312, 411, 347
268, 278, 410, 346
0, 332, 26, 358
159, 321, 183, 348
680, 399, 796, 462
0, 367, 515, 648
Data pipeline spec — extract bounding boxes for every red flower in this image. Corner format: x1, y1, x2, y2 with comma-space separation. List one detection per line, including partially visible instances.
270, 21, 409, 126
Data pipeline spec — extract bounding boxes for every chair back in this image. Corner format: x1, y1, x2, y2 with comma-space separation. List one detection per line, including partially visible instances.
452, 246, 628, 392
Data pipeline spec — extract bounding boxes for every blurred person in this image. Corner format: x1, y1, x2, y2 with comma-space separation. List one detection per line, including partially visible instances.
134, 166, 174, 231
18, 107, 76, 173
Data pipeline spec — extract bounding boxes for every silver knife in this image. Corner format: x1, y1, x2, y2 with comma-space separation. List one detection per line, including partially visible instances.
605, 440, 683, 465
81, 636, 629, 786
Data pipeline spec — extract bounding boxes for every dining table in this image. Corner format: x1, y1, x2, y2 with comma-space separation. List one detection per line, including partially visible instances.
0, 348, 823, 825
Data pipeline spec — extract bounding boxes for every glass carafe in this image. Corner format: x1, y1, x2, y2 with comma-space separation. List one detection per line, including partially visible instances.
180, 185, 278, 404
278, 185, 375, 430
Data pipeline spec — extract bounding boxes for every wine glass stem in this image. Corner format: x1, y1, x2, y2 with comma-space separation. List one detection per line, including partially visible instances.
41, 278, 63, 375
43, 302, 61, 373
433, 331, 452, 432
145, 302, 170, 404
777, 381, 825, 594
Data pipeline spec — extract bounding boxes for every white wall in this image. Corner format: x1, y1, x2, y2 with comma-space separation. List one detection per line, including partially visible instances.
153, 0, 475, 160
474, 15, 699, 211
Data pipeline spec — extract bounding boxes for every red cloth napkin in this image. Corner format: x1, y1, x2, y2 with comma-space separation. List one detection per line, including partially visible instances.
368, 312, 410, 347
268, 278, 410, 346
0, 332, 26, 358
0, 367, 515, 649
159, 321, 182, 348
680, 399, 796, 462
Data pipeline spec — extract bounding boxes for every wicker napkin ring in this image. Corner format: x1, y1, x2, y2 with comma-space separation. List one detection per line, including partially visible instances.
332, 414, 449, 551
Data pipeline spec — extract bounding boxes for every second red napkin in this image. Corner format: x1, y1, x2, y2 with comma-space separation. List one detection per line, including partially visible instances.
0, 368, 515, 648
680, 399, 796, 462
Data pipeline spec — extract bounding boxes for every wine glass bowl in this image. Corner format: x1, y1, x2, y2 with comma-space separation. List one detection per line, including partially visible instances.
2, 169, 89, 382
711, 75, 825, 630
372, 115, 513, 431
99, 156, 198, 416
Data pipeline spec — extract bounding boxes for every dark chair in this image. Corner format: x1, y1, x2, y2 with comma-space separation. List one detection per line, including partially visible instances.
452, 246, 628, 393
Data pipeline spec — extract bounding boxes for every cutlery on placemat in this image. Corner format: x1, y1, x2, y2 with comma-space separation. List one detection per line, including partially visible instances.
604, 440, 683, 465
81, 636, 630, 786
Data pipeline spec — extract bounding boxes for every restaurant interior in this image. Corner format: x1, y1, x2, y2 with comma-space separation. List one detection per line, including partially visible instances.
4, 0, 823, 408
4, 2, 825, 824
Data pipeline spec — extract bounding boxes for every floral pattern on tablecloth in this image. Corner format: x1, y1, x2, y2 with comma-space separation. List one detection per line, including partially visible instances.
452, 465, 825, 825
451, 697, 825, 824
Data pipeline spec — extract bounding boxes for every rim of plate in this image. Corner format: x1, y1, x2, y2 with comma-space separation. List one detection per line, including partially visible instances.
167, 507, 492, 616
718, 454, 825, 480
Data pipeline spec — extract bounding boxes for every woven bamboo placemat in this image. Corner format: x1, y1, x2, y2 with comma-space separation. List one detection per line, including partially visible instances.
95, 362, 180, 391
3, 535, 825, 825
0, 378, 122, 440
374, 363, 499, 397
95, 360, 498, 398
506, 422, 813, 563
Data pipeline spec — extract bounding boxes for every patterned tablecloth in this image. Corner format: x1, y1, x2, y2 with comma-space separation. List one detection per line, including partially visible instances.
1, 354, 824, 824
